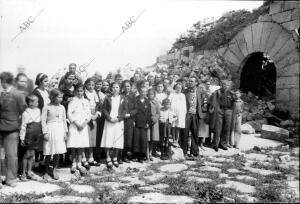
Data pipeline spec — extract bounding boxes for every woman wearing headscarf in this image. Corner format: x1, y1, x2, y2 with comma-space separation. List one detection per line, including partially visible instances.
32, 73, 50, 167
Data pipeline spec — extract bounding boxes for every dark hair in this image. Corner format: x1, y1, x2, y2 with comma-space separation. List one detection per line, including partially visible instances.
110, 81, 120, 88
156, 80, 164, 86
74, 83, 85, 92
114, 74, 122, 79
15, 73, 27, 82
69, 63, 77, 68
148, 88, 156, 96
162, 98, 171, 105
173, 82, 182, 90
84, 77, 95, 87
25, 94, 38, 106
95, 79, 103, 84
64, 71, 75, 80
0, 72, 14, 85
49, 88, 62, 103
121, 80, 131, 91
35, 73, 48, 86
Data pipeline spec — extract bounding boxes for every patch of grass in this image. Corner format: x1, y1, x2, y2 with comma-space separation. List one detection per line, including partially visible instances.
254, 182, 298, 203
160, 176, 225, 203
0, 193, 45, 203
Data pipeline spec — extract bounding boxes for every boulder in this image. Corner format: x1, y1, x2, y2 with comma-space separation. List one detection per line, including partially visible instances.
168, 146, 185, 161
261, 125, 289, 142
241, 124, 255, 134
246, 119, 268, 132
280, 120, 295, 127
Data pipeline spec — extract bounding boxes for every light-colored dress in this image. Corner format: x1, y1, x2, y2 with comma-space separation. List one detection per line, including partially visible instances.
170, 92, 187, 128
41, 104, 67, 155
85, 90, 99, 147
101, 95, 124, 149
67, 97, 91, 148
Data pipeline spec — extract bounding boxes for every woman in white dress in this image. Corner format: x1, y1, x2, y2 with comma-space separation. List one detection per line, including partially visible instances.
101, 82, 127, 168
67, 84, 91, 174
170, 82, 187, 146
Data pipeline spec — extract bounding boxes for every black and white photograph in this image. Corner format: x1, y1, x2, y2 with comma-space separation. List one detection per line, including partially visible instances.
0, 0, 299, 203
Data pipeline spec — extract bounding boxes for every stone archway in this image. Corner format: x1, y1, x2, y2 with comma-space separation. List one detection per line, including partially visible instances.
217, 22, 299, 117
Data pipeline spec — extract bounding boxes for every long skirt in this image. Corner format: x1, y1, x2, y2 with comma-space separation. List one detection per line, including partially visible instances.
124, 118, 134, 150
147, 122, 159, 142
101, 120, 124, 149
132, 127, 147, 155
88, 120, 97, 147
198, 119, 209, 138
44, 122, 66, 155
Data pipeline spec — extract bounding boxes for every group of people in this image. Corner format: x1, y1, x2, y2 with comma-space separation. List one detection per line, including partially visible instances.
0, 63, 243, 187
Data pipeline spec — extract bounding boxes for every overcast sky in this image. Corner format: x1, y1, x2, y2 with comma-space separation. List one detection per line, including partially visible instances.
0, 0, 263, 79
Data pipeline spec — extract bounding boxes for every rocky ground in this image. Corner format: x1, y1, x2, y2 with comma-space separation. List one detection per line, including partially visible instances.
0, 133, 299, 203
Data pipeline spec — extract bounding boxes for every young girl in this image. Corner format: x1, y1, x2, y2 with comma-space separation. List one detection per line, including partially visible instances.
155, 81, 167, 107
19, 95, 41, 181
132, 87, 151, 163
170, 82, 186, 146
84, 78, 101, 167
101, 80, 111, 96
67, 84, 92, 175
101, 82, 126, 168
230, 90, 244, 149
41, 89, 68, 180
147, 89, 160, 161
159, 98, 177, 160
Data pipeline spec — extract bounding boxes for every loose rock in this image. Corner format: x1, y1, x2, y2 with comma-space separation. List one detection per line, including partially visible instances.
217, 180, 256, 194
128, 193, 194, 203
35, 196, 93, 203
0, 181, 61, 195
70, 184, 95, 193
160, 164, 188, 173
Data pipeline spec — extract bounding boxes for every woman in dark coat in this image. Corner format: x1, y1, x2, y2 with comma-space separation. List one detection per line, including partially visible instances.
31, 73, 50, 167
121, 80, 137, 162
132, 87, 151, 163
59, 71, 76, 166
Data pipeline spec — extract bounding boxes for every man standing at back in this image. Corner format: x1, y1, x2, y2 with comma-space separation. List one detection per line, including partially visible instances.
17, 66, 34, 94
58, 63, 82, 88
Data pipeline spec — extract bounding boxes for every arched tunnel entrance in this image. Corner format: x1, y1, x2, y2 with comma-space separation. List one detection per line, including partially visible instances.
240, 52, 277, 100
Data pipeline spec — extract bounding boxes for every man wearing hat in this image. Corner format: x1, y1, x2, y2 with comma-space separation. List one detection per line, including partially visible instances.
58, 63, 82, 88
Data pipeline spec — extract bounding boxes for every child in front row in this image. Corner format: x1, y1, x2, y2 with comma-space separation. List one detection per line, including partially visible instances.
67, 84, 91, 174
41, 89, 68, 181
159, 98, 177, 160
19, 95, 42, 181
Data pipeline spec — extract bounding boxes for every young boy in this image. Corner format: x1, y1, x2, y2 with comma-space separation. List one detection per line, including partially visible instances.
230, 90, 244, 149
19, 95, 41, 181
159, 98, 177, 160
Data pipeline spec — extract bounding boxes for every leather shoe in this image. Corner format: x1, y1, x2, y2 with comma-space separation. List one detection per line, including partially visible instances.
219, 145, 228, 150
213, 146, 219, 152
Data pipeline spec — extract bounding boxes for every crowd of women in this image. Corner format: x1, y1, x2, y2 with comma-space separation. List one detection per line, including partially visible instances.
0, 63, 243, 187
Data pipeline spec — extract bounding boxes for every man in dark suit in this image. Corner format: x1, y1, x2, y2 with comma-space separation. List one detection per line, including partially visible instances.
182, 76, 203, 159
0, 72, 27, 187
